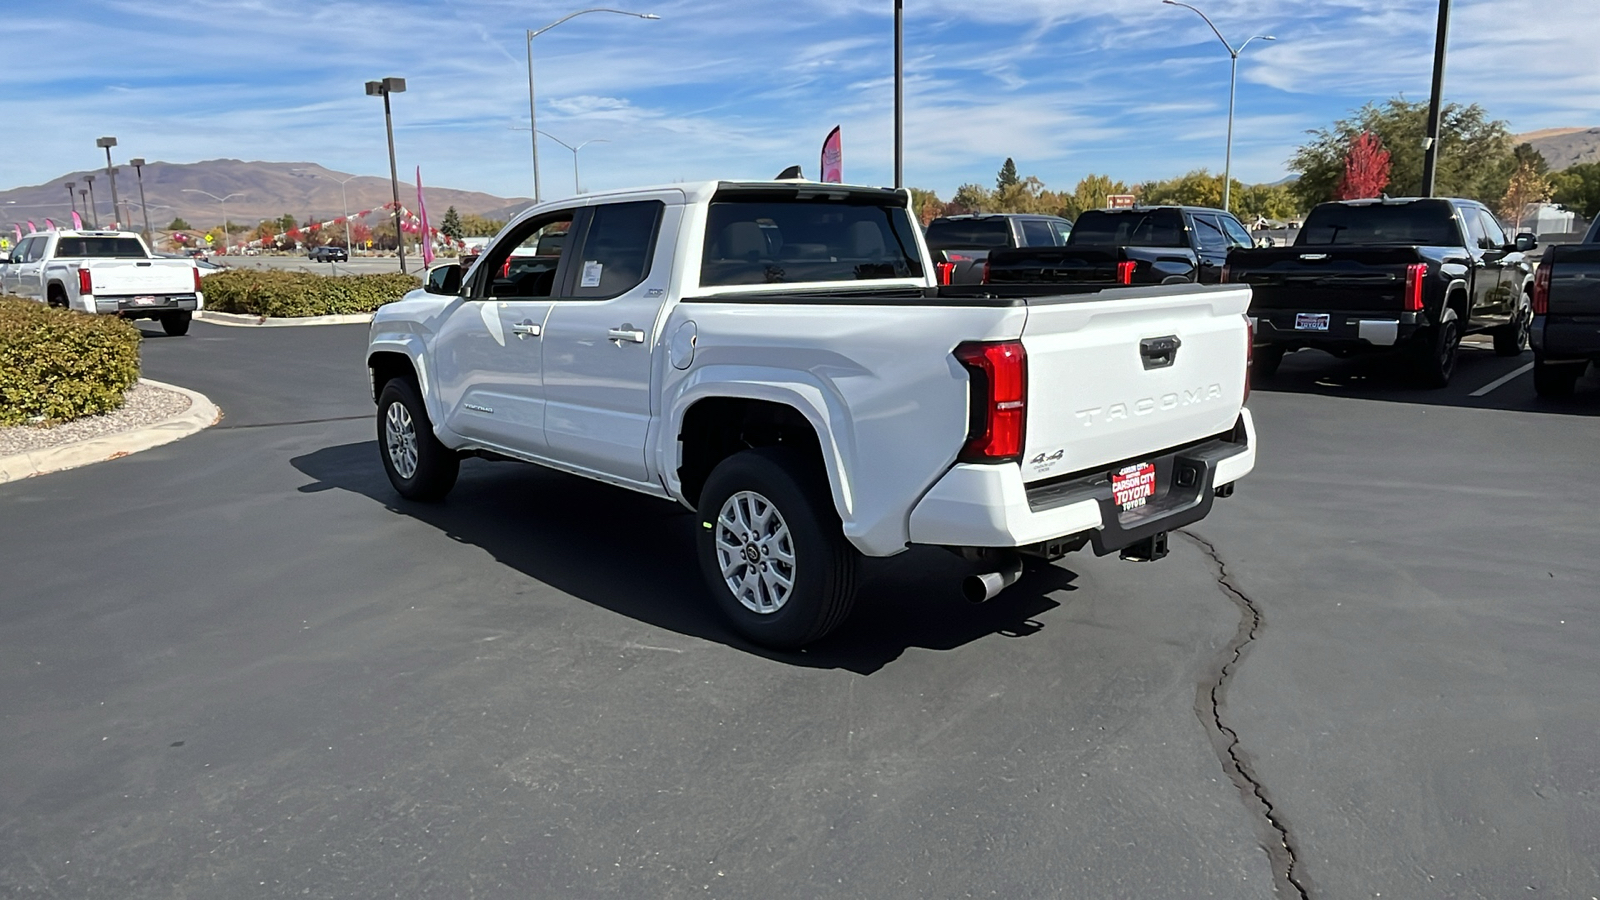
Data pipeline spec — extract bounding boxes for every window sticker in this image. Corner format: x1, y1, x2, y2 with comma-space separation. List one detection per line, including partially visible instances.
581, 260, 603, 288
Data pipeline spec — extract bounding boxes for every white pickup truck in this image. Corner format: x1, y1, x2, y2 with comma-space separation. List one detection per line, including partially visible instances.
366, 181, 1257, 648
1, 230, 204, 335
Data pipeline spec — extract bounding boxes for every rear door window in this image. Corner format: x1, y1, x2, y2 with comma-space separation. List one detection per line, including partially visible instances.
568, 200, 663, 299
1019, 219, 1061, 247
1191, 215, 1229, 254
924, 218, 1012, 251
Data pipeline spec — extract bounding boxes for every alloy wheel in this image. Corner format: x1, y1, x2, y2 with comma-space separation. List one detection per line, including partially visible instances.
714, 490, 796, 614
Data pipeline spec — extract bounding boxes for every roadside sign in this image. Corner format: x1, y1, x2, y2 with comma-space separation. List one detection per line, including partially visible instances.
1106, 194, 1136, 209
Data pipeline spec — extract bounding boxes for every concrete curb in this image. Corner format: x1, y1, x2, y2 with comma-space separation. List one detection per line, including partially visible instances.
0, 379, 221, 484
197, 310, 374, 327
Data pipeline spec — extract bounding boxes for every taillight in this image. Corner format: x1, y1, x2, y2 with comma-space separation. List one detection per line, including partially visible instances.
193, 266, 203, 293
981, 258, 991, 284
954, 340, 1027, 462
1220, 263, 1231, 284
501, 258, 512, 278
78, 268, 93, 295
1243, 315, 1253, 404
1531, 264, 1550, 315
1116, 260, 1136, 285
1403, 263, 1427, 313
935, 261, 955, 285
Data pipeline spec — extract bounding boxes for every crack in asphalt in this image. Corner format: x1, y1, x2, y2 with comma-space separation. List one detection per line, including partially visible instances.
1178, 529, 1311, 900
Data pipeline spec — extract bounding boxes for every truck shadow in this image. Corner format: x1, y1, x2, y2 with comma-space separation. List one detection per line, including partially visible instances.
290, 441, 1075, 675
1256, 341, 1600, 416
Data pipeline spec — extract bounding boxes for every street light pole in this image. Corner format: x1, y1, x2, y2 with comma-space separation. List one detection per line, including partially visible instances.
536, 131, 609, 194
183, 189, 244, 253
366, 77, 409, 274
85, 175, 98, 228
1162, 1, 1274, 215
97, 137, 122, 228
526, 8, 659, 204
129, 159, 153, 244
894, 0, 904, 189
65, 182, 77, 220
1420, 0, 1451, 197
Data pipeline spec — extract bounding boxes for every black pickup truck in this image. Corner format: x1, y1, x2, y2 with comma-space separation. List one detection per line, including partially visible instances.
982, 206, 1255, 287
1531, 217, 1600, 396
924, 213, 1073, 284
1226, 197, 1536, 387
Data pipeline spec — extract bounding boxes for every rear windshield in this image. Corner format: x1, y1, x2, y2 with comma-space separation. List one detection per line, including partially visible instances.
924, 218, 1011, 251
1296, 201, 1460, 246
701, 194, 924, 287
1067, 209, 1187, 248
54, 237, 148, 258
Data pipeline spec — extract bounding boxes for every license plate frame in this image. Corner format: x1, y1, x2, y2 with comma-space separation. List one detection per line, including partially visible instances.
1111, 462, 1157, 512
131, 295, 157, 306
1294, 312, 1331, 332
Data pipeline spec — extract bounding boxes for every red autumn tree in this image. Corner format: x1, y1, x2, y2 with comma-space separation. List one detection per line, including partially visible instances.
1336, 131, 1391, 200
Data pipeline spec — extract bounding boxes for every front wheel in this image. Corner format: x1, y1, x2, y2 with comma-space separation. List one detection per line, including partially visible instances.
1411, 317, 1460, 388
1493, 295, 1531, 357
161, 310, 192, 336
377, 379, 459, 502
696, 448, 859, 650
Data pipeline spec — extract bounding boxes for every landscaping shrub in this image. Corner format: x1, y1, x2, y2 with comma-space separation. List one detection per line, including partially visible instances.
0, 297, 141, 425
203, 269, 421, 317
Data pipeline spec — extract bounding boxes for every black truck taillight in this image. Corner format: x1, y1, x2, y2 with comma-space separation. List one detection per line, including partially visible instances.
935, 261, 956, 285
954, 340, 1027, 462
1116, 260, 1136, 285
1403, 262, 1427, 312
1531, 263, 1550, 315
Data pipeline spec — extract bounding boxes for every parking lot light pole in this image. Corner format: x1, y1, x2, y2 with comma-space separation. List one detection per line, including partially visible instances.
183, 189, 244, 252
536, 132, 609, 194
894, 0, 903, 189
129, 159, 153, 244
1420, 0, 1451, 197
65, 182, 77, 220
84, 175, 98, 228
96, 137, 122, 229
1162, 1, 1274, 215
526, 9, 659, 204
366, 77, 409, 274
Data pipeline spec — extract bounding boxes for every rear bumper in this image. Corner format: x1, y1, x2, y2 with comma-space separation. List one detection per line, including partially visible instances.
93, 294, 202, 315
1253, 310, 1422, 349
907, 409, 1255, 554
1532, 315, 1600, 361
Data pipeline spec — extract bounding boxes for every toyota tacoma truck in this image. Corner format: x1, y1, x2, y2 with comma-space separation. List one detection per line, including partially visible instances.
1, 230, 205, 335
1530, 217, 1600, 396
1224, 197, 1535, 386
924, 213, 1072, 285
367, 181, 1257, 648
984, 206, 1254, 288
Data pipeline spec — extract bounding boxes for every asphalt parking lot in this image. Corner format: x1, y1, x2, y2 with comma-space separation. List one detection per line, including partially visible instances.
1, 322, 1596, 898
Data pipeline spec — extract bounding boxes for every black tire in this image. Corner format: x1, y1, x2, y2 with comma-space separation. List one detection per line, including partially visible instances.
1411, 316, 1461, 388
1492, 294, 1531, 357
1252, 343, 1286, 379
376, 378, 459, 502
1532, 354, 1582, 398
696, 447, 859, 650
47, 287, 68, 309
161, 310, 192, 336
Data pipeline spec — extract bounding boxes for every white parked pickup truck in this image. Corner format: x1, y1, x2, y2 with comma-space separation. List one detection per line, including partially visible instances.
1, 230, 204, 335
367, 180, 1257, 648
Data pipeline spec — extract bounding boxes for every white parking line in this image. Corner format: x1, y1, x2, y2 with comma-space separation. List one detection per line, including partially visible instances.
1469, 362, 1534, 397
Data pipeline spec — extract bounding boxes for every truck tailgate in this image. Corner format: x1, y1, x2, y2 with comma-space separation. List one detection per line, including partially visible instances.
1232, 246, 1426, 312
1020, 285, 1249, 483
86, 260, 196, 295
1545, 245, 1600, 315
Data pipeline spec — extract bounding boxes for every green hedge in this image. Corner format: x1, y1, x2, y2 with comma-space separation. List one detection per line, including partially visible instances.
0, 297, 141, 426
203, 269, 421, 317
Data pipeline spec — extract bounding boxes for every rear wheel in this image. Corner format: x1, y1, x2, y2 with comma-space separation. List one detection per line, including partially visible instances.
377, 378, 459, 501
1252, 343, 1286, 379
1532, 354, 1582, 397
161, 310, 192, 336
696, 448, 859, 650
1493, 294, 1531, 357
1411, 317, 1460, 388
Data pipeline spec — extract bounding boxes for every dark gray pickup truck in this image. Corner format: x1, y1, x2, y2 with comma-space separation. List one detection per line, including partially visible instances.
1531, 217, 1600, 396
982, 206, 1254, 287
924, 213, 1073, 285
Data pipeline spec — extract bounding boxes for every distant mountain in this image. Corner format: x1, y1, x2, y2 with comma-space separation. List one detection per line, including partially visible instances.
1514, 128, 1600, 170
0, 159, 530, 232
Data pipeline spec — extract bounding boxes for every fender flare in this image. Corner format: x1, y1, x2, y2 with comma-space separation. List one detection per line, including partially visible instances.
662, 366, 859, 525
366, 334, 445, 431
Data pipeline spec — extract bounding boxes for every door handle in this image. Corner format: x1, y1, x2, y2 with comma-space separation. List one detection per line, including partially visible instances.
511, 322, 541, 339
607, 327, 645, 344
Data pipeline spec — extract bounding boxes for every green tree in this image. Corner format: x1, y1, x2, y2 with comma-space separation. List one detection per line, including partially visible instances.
946, 183, 993, 215
278, 213, 298, 233
1551, 162, 1600, 219
1233, 183, 1302, 222
440, 206, 463, 241
1060, 174, 1131, 220
167, 217, 191, 230
907, 188, 944, 225
1288, 97, 1515, 208
1138, 170, 1230, 209
996, 158, 1019, 192
457, 214, 507, 237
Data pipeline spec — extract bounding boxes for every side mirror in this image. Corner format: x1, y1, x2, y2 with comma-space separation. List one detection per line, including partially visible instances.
425, 263, 462, 295
1513, 233, 1537, 253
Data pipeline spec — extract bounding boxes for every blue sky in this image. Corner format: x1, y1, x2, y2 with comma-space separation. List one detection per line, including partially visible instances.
5, 0, 1598, 201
